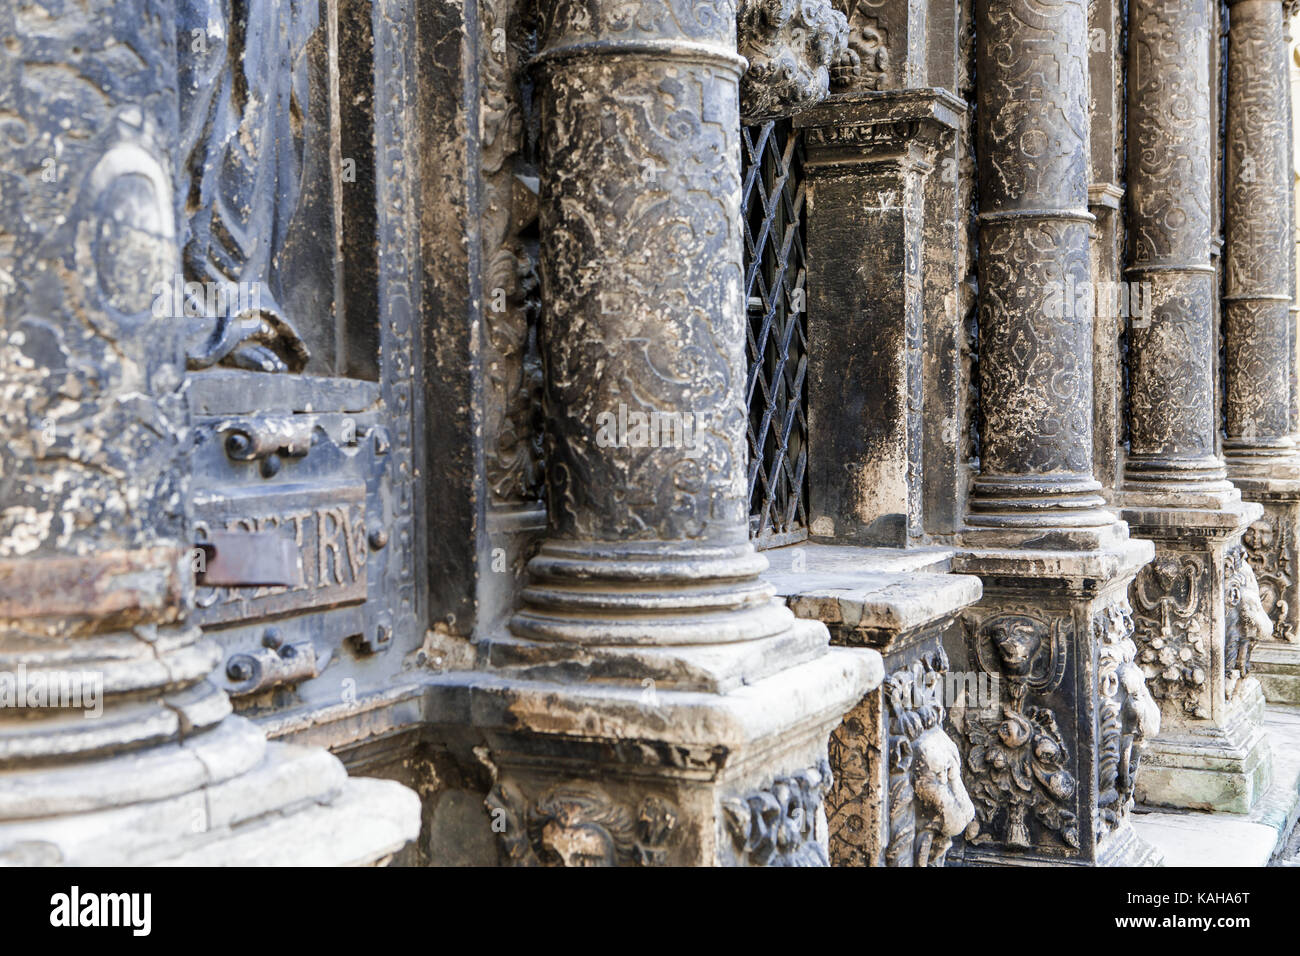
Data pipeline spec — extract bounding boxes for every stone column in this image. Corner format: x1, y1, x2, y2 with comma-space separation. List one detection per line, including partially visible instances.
507, 0, 797, 649
1122, 0, 1271, 812
0, 0, 418, 863
948, 0, 1160, 865
447, 0, 882, 866
1227, 0, 1300, 705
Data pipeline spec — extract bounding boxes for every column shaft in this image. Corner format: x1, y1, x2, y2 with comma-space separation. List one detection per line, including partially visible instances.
967, 0, 1111, 531
1125, 0, 1227, 490
1225, 0, 1296, 464
510, 0, 793, 645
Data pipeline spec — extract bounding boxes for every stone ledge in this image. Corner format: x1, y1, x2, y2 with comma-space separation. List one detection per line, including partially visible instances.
1132, 703, 1300, 865
764, 543, 980, 639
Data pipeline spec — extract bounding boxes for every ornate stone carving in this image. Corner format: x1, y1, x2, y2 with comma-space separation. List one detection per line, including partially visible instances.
486, 784, 678, 866
480, 0, 545, 505
1223, 0, 1295, 466
963, 613, 1079, 850
830, 4, 890, 90
738, 0, 848, 121
1124, 0, 1225, 489
723, 761, 833, 865
965, 704, 1080, 850
511, 0, 796, 644
882, 652, 974, 866
1242, 513, 1295, 642
966, 0, 1112, 529
177, 0, 316, 373
1132, 554, 1210, 719
1225, 545, 1273, 698
1095, 601, 1160, 837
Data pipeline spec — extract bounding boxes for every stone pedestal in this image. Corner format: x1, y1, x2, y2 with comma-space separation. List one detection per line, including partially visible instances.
452, 0, 880, 865
0, 0, 419, 864
1223, 0, 1300, 705
770, 545, 982, 867
1122, 0, 1272, 811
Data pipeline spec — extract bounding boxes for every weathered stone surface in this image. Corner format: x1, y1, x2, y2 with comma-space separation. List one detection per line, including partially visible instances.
797, 90, 964, 547
738, 0, 849, 121
770, 543, 981, 866
0, 0, 418, 865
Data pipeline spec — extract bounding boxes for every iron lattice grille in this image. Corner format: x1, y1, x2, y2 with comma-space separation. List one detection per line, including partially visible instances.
742, 119, 809, 549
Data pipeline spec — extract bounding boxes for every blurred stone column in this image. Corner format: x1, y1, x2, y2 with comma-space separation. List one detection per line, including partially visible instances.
1226, 0, 1300, 706
0, 0, 417, 864
1122, 0, 1271, 812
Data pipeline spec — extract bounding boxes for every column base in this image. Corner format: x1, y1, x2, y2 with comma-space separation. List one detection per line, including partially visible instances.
946, 536, 1160, 866
0, 716, 420, 865
423, 641, 883, 866
1253, 642, 1300, 703
1136, 679, 1274, 813
961, 819, 1164, 867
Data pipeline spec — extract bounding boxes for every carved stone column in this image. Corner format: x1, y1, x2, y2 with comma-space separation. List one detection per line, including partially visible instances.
1226, 0, 1300, 706
948, 0, 1160, 865
0, 0, 418, 863
1122, 0, 1272, 813
444, 0, 882, 866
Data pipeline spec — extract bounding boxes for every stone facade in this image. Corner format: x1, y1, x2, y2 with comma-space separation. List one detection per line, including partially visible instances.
3, 0, 1300, 868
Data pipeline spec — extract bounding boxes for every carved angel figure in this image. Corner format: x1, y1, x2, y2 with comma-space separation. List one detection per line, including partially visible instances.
177, 0, 315, 372
1225, 545, 1273, 698
1096, 601, 1160, 834
910, 712, 976, 866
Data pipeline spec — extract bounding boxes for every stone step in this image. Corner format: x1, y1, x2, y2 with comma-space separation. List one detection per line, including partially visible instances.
1131, 704, 1300, 866
0, 728, 419, 866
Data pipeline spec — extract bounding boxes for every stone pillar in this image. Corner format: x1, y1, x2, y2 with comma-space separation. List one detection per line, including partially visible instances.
1122, 0, 1271, 812
449, 0, 881, 866
508, 0, 796, 649
948, 0, 1159, 865
1226, 0, 1300, 705
0, 0, 418, 863
798, 90, 965, 546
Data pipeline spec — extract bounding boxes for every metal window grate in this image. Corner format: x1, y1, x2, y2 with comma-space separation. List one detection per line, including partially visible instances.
742, 119, 809, 550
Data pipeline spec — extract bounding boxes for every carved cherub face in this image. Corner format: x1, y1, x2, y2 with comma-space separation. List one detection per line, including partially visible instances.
911, 724, 976, 840
539, 819, 615, 867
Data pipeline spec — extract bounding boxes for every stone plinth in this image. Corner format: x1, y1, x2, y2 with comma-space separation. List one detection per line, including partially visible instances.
796, 90, 965, 547
769, 544, 982, 866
